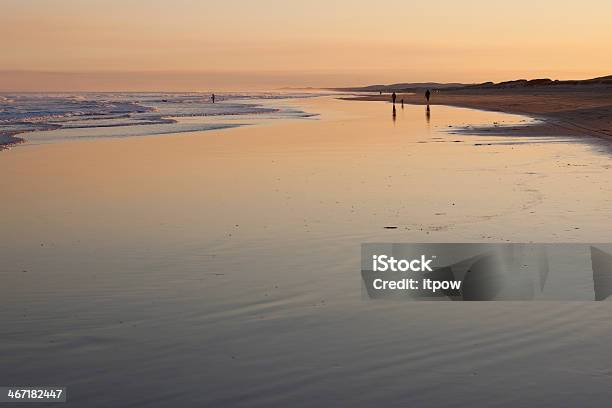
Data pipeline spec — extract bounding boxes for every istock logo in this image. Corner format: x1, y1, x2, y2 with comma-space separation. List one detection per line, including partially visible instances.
372, 255, 434, 272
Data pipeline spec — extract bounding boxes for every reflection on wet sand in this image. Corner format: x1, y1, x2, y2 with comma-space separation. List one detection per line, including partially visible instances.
390, 103, 430, 125
3, 96, 612, 407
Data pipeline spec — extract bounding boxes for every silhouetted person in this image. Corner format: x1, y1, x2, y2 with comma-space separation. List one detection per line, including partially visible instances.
425, 89, 431, 103
211, 93, 216, 103
392, 92, 397, 105
401, 99, 404, 108
379, 91, 382, 95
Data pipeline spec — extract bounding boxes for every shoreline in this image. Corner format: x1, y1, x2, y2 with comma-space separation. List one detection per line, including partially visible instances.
0, 93, 312, 150
3, 88, 610, 149
344, 87, 612, 141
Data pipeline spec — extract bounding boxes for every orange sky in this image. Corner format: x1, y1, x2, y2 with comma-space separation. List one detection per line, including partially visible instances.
1, 0, 611, 91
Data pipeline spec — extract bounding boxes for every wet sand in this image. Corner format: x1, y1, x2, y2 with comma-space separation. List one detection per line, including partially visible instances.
2, 96, 612, 407
347, 87, 612, 140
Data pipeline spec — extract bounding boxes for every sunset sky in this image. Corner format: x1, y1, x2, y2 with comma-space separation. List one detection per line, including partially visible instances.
1, 0, 611, 91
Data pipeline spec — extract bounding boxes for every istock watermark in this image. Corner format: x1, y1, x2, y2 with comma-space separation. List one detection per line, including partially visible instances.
372, 254, 434, 272
361, 243, 612, 301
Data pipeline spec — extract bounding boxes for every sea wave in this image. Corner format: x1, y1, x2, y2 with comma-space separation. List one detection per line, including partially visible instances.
0, 92, 322, 147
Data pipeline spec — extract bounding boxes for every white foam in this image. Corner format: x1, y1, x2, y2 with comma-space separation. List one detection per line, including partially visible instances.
0, 92, 320, 145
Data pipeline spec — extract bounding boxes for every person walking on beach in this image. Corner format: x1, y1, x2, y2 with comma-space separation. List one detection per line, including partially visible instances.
425, 89, 431, 104
392, 92, 397, 105
401, 99, 404, 108
211, 93, 216, 104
